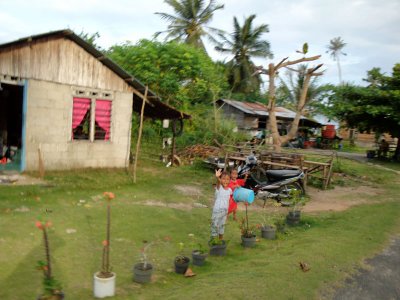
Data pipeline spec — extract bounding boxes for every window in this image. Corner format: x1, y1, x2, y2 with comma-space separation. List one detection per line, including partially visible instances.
94, 99, 111, 141
72, 98, 91, 140
72, 95, 112, 141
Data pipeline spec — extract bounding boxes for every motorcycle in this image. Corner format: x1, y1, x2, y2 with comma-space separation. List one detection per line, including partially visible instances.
237, 155, 305, 206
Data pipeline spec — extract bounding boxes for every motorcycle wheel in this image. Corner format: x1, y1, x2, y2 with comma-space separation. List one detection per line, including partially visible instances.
249, 166, 268, 185
277, 182, 305, 206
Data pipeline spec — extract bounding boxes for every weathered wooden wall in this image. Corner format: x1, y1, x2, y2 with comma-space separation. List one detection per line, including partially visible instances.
0, 37, 133, 92
220, 105, 258, 129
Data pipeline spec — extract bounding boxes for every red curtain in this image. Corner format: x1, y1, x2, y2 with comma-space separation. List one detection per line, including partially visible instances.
72, 98, 91, 129
95, 100, 112, 141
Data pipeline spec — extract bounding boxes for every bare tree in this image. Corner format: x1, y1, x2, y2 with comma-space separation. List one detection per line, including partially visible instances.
257, 48, 324, 151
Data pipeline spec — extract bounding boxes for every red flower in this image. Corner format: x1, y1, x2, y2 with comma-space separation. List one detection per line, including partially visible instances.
102, 240, 109, 246
103, 192, 115, 201
35, 221, 44, 230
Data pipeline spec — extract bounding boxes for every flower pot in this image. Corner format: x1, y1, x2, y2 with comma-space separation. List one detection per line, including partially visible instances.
192, 250, 207, 266
208, 240, 227, 256
174, 256, 190, 274
261, 225, 276, 240
241, 235, 257, 248
93, 272, 116, 298
133, 262, 153, 283
286, 210, 301, 226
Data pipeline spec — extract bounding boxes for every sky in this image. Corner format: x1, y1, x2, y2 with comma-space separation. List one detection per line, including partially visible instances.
0, 0, 399, 86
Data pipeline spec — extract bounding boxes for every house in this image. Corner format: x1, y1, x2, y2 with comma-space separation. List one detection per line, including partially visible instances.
216, 99, 320, 136
0, 29, 189, 172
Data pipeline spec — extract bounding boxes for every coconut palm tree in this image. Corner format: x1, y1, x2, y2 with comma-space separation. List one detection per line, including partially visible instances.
154, 0, 224, 52
215, 15, 273, 94
326, 37, 347, 84
276, 65, 324, 110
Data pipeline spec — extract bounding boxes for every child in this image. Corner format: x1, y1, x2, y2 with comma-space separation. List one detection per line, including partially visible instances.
227, 169, 248, 221
211, 169, 232, 240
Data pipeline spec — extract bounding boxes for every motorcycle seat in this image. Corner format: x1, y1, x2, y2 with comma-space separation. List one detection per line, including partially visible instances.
266, 169, 302, 179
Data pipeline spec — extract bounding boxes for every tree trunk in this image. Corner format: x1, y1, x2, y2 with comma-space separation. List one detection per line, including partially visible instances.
395, 136, 400, 161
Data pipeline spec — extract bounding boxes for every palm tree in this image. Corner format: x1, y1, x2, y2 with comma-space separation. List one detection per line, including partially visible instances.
276, 64, 330, 115
154, 0, 224, 52
215, 15, 273, 94
326, 37, 347, 84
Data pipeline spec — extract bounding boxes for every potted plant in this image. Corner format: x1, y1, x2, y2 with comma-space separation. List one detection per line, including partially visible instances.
208, 236, 227, 256
133, 240, 153, 283
239, 204, 257, 248
35, 220, 64, 300
188, 234, 208, 266
260, 200, 282, 240
93, 192, 116, 298
174, 242, 190, 274
286, 189, 306, 226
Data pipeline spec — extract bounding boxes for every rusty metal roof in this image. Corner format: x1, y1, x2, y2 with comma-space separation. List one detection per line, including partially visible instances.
0, 29, 190, 120
218, 99, 321, 127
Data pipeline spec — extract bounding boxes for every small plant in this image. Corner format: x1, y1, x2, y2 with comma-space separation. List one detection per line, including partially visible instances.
99, 191, 115, 278
175, 242, 187, 263
239, 217, 256, 238
239, 203, 256, 238
288, 189, 306, 212
261, 199, 282, 228
208, 236, 225, 246
35, 220, 63, 300
188, 233, 207, 254
139, 240, 153, 270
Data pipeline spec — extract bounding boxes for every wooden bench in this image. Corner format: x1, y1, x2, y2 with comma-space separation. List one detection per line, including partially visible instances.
303, 153, 335, 189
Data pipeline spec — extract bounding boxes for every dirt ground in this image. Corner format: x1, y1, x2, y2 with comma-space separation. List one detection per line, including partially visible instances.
302, 185, 382, 213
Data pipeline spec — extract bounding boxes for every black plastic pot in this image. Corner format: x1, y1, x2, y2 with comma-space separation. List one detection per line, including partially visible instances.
174, 256, 190, 274
286, 210, 301, 226
261, 225, 276, 240
208, 240, 227, 256
241, 235, 257, 248
192, 250, 207, 266
133, 262, 153, 283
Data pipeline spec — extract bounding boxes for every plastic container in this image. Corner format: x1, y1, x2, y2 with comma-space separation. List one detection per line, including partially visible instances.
233, 187, 255, 204
322, 125, 336, 139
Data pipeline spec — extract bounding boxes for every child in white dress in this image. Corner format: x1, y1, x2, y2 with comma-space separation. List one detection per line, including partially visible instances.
211, 169, 232, 240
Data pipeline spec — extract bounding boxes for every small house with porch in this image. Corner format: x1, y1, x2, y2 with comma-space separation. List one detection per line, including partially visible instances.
0, 29, 189, 172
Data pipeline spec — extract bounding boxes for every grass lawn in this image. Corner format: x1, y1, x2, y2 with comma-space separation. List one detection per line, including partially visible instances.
0, 158, 399, 300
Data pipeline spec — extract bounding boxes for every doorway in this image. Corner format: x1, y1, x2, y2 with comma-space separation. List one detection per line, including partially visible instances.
0, 82, 24, 171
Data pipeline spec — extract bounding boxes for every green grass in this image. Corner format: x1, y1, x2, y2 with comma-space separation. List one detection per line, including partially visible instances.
0, 158, 399, 299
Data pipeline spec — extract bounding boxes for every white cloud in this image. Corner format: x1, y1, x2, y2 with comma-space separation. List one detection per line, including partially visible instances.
0, 0, 399, 85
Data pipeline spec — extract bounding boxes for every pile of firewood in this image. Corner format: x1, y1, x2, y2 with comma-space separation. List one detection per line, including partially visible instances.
178, 144, 221, 160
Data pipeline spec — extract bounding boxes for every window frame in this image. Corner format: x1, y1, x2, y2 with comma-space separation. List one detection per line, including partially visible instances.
71, 88, 113, 142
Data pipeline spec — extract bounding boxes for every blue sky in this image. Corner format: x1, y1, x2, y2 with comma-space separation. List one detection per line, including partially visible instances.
1, 0, 399, 86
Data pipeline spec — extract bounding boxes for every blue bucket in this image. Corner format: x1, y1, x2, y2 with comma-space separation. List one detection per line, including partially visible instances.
233, 187, 255, 204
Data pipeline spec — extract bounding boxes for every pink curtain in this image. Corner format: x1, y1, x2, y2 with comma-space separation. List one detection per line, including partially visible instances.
72, 98, 91, 129
95, 100, 112, 141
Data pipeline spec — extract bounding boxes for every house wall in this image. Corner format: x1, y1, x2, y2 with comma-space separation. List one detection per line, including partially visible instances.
0, 37, 132, 92
25, 79, 132, 170
220, 105, 258, 129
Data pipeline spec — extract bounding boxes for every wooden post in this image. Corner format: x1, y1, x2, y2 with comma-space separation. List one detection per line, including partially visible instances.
133, 86, 148, 183
38, 145, 45, 179
171, 132, 176, 167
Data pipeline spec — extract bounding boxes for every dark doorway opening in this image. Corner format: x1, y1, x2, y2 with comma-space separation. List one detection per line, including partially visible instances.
0, 82, 24, 171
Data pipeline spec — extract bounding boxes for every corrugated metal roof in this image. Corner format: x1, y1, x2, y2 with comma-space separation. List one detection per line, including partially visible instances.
0, 29, 190, 120
218, 99, 321, 126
